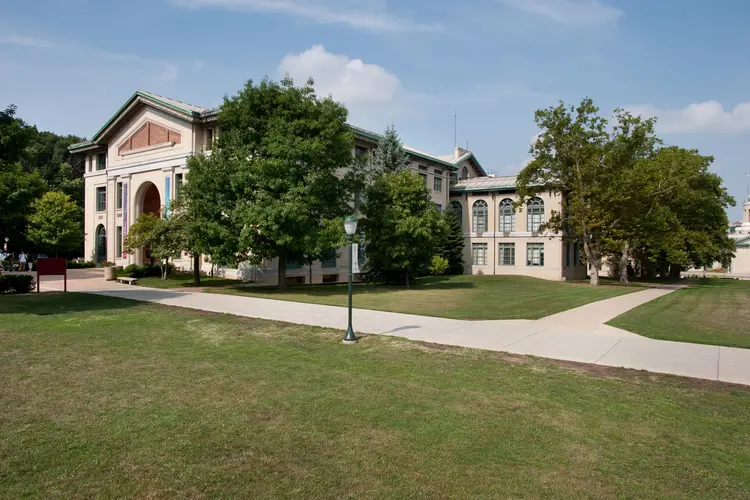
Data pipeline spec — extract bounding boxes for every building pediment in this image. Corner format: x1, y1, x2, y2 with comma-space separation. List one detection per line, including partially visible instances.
117, 121, 181, 155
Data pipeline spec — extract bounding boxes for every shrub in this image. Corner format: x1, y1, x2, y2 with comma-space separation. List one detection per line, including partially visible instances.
429, 255, 449, 275
67, 261, 96, 269
117, 263, 173, 279
100, 261, 115, 267
0, 274, 35, 294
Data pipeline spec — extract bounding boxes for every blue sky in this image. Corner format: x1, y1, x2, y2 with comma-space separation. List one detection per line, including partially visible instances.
2, 0, 749, 220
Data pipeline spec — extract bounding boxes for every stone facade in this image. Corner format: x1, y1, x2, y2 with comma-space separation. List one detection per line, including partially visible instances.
71, 90, 583, 283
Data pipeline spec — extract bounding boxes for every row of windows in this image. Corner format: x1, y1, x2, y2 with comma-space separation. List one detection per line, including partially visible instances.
451, 198, 545, 233
95, 174, 184, 213
471, 243, 545, 267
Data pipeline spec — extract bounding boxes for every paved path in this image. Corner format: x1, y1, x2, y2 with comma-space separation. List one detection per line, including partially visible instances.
33, 270, 750, 386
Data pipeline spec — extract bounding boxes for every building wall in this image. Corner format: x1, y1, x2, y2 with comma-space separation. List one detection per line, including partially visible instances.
449, 189, 586, 281
730, 246, 750, 274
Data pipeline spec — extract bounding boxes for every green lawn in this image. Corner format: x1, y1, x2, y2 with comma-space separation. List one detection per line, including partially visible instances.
136, 273, 239, 289
1, 294, 749, 498
201, 275, 638, 320
608, 278, 750, 349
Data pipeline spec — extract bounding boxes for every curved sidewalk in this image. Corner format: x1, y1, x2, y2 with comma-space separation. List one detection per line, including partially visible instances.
41, 271, 750, 386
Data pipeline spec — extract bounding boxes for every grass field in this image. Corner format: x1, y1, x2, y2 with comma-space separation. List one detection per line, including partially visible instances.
136, 273, 238, 289
196, 275, 638, 320
608, 279, 750, 349
1, 293, 749, 498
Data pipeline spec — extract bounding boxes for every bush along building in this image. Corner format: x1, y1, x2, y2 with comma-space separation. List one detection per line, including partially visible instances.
70, 90, 586, 284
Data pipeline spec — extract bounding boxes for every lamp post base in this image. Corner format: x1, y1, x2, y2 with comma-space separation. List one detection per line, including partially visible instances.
343, 326, 358, 344
342, 338, 359, 345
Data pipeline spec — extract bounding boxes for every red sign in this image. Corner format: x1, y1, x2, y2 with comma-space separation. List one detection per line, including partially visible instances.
36, 258, 67, 292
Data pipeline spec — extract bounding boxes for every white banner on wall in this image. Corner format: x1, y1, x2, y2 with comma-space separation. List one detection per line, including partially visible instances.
352, 243, 360, 274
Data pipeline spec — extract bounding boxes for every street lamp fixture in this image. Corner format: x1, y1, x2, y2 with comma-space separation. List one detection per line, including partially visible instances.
343, 215, 358, 344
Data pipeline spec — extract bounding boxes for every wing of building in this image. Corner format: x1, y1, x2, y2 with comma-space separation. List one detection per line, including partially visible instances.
69, 90, 586, 284
727, 197, 750, 274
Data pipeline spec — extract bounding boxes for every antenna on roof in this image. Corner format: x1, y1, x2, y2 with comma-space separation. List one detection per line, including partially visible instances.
466, 141, 469, 150
453, 109, 457, 147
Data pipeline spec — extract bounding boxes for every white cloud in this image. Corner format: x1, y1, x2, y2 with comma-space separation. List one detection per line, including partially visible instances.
280, 45, 402, 107
170, 0, 443, 32
628, 101, 750, 134
0, 33, 180, 82
497, 0, 622, 24
192, 59, 207, 71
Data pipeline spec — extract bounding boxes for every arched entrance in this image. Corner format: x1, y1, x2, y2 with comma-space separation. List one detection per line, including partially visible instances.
95, 224, 106, 263
133, 181, 162, 265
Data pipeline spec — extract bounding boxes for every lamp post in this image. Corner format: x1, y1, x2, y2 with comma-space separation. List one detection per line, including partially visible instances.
343, 215, 358, 344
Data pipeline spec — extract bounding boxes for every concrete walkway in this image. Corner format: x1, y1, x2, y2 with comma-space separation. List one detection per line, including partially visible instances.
33, 270, 750, 386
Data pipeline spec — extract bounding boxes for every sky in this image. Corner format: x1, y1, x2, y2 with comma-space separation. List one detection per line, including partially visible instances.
1, 0, 750, 220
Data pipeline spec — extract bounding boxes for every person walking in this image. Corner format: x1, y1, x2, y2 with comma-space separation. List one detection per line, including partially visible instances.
18, 250, 27, 272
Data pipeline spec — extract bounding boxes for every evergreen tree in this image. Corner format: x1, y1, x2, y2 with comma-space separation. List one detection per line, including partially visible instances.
371, 125, 409, 176
361, 170, 445, 287
439, 208, 465, 274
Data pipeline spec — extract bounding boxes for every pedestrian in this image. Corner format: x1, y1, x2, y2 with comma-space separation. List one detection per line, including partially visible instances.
18, 250, 27, 272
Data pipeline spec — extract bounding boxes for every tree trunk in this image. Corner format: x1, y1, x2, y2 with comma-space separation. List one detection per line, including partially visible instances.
193, 253, 201, 286
162, 258, 168, 280
405, 272, 409, 288
619, 242, 629, 285
309, 262, 312, 286
278, 248, 287, 289
583, 240, 600, 286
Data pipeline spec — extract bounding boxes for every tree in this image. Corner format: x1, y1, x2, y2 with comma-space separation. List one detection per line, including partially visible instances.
26, 192, 83, 256
123, 212, 183, 279
371, 125, 409, 176
517, 98, 658, 286
438, 207, 465, 274
361, 170, 445, 287
184, 76, 356, 288
0, 105, 47, 247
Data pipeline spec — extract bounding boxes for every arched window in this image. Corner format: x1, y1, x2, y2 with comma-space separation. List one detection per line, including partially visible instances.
527, 197, 544, 232
461, 167, 469, 179
450, 201, 463, 229
472, 200, 488, 232
499, 198, 515, 232
95, 225, 107, 263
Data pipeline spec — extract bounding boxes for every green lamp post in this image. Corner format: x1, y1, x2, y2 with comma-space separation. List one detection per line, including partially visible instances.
343, 215, 358, 344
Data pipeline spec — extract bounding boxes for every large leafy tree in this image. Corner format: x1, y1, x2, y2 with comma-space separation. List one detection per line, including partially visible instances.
123, 212, 185, 279
517, 98, 658, 286
371, 125, 409, 176
361, 170, 445, 287
184, 76, 356, 288
26, 191, 83, 257
0, 105, 47, 248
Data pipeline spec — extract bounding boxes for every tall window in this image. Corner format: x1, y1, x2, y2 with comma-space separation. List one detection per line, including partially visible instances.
321, 248, 337, 268
461, 167, 469, 179
565, 243, 571, 267
527, 243, 544, 267
527, 197, 544, 232
450, 172, 458, 184
434, 176, 442, 192
97, 153, 106, 171
116, 226, 123, 257
434, 203, 442, 212
419, 173, 428, 186
175, 173, 184, 199
96, 186, 106, 212
472, 243, 487, 266
499, 198, 515, 232
116, 182, 123, 209
450, 201, 463, 229
205, 129, 214, 150
498, 243, 515, 266
574, 242, 580, 266
472, 200, 488, 232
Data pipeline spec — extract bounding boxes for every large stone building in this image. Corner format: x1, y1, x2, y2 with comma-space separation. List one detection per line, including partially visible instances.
70, 90, 586, 284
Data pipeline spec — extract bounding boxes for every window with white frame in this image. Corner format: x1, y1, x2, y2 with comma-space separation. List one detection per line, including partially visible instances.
472, 243, 487, 266
472, 200, 488, 232
434, 176, 442, 192
450, 200, 463, 229
116, 182, 123, 209
499, 198, 515, 232
527, 243, 544, 266
526, 197, 544, 232
498, 243, 515, 266
96, 186, 106, 212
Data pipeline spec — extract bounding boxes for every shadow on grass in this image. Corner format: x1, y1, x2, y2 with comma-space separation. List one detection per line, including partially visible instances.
226, 276, 477, 298
0, 292, 145, 316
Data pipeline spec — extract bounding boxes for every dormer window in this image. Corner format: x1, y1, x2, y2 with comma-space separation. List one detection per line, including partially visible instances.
461, 167, 468, 179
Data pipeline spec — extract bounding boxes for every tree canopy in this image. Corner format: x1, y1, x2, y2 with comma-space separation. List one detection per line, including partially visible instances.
183, 76, 356, 287
517, 98, 735, 285
26, 191, 83, 257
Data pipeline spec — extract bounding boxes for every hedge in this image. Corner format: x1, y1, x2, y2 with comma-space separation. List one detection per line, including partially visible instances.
116, 264, 174, 279
0, 274, 36, 294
